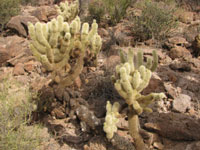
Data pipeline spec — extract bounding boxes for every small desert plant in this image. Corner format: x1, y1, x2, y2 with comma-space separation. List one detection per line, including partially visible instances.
88, 0, 132, 25
88, 0, 105, 23
104, 49, 166, 150
0, 76, 43, 150
0, 0, 21, 32
132, 0, 178, 42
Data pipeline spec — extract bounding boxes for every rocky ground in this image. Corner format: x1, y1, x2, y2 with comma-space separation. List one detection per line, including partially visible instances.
0, 0, 200, 150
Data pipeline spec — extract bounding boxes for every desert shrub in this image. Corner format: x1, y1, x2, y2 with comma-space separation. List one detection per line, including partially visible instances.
88, 0, 105, 23
132, 0, 178, 42
0, 0, 21, 32
0, 76, 43, 150
88, 0, 132, 25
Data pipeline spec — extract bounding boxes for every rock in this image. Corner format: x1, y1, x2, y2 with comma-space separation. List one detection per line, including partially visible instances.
143, 73, 165, 94
30, 6, 57, 22
183, 23, 200, 43
172, 94, 191, 113
51, 106, 66, 119
83, 136, 107, 150
111, 133, 136, 150
117, 117, 129, 130
7, 15, 39, 37
179, 11, 194, 24
164, 83, 179, 98
169, 59, 191, 72
186, 141, 200, 150
145, 112, 200, 140
169, 46, 192, 59
6, 36, 29, 58
24, 61, 38, 72
74, 76, 82, 88
144, 132, 160, 146
0, 48, 10, 66
165, 36, 189, 49
153, 142, 164, 150
13, 63, 25, 76
75, 104, 101, 130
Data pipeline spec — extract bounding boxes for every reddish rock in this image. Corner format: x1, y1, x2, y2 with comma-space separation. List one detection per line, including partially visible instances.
7, 15, 39, 37
30, 6, 57, 22
13, 63, 25, 76
24, 61, 38, 72
165, 36, 189, 49
169, 46, 192, 59
0, 48, 10, 66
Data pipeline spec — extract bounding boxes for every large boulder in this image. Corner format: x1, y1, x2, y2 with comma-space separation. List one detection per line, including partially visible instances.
7, 15, 39, 37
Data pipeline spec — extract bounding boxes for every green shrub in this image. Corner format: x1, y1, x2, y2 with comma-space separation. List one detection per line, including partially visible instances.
132, 0, 178, 42
0, 76, 43, 150
0, 0, 21, 32
88, 0, 105, 23
88, 0, 132, 25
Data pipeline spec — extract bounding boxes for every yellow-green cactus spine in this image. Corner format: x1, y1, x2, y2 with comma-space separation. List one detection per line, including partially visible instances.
103, 101, 120, 140
111, 49, 166, 150
28, 15, 102, 88
55, 0, 79, 22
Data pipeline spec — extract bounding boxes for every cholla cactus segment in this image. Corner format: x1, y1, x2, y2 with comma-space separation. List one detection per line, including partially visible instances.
28, 15, 102, 87
55, 0, 79, 22
104, 101, 120, 140
113, 49, 165, 115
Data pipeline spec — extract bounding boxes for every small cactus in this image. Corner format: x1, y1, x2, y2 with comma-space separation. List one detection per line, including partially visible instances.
106, 49, 166, 150
55, 0, 79, 22
28, 15, 102, 88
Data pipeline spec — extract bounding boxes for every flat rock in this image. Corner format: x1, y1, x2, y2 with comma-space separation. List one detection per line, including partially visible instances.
172, 94, 191, 113
145, 112, 200, 141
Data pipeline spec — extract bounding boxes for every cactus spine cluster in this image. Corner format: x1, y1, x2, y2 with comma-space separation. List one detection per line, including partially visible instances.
106, 49, 166, 150
55, 0, 79, 22
103, 101, 120, 140
28, 15, 102, 87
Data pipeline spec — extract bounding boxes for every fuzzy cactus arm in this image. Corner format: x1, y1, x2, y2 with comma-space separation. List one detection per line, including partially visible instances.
136, 50, 143, 69
104, 101, 120, 140
137, 93, 166, 106
119, 50, 127, 63
127, 48, 135, 73
56, 0, 79, 22
150, 50, 158, 72
145, 57, 153, 70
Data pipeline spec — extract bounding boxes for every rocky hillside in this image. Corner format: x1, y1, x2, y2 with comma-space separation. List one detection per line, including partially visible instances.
0, 0, 200, 150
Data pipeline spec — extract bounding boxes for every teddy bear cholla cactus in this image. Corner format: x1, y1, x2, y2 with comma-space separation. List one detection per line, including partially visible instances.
28, 15, 102, 88
103, 101, 120, 140
104, 49, 166, 150
55, 0, 79, 22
